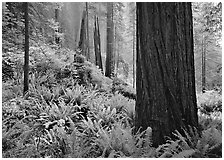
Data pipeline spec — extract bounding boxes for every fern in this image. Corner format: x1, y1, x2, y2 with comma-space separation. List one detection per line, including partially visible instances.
172, 149, 196, 158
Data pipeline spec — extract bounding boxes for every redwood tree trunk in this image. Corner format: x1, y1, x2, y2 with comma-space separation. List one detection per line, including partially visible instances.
23, 2, 29, 95
105, 2, 114, 78
94, 16, 103, 72
135, 2, 199, 147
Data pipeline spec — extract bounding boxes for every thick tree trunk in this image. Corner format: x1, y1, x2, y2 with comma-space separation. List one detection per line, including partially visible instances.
136, 2, 199, 147
94, 16, 103, 72
24, 2, 29, 95
105, 2, 114, 78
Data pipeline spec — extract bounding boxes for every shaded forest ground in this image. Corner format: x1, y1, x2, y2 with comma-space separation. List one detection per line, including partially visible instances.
2, 47, 222, 158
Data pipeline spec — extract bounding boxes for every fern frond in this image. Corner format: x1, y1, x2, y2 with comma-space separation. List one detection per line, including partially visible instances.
172, 149, 196, 158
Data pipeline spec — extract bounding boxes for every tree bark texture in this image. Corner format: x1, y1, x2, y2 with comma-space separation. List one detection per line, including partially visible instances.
24, 2, 29, 95
136, 2, 199, 147
105, 2, 114, 78
94, 16, 103, 72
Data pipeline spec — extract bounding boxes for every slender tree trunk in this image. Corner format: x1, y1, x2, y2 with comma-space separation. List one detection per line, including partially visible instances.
78, 10, 86, 55
136, 2, 199, 147
24, 2, 29, 95
114, 20, 117, 76
116, 40, 120, 77
105, 2, 114, 78
201, 36, 206, 93
55, 6, 60, 44
85, 2, 90, 60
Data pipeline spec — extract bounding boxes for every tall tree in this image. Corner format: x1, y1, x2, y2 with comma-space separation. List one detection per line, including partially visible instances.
55, 5, 60, 44
135, 2, 199, 147
201, 36, 206, 93
114, 13, 117, 76
94, 16, 103, 72
23, 2, 29, 95
78, 10, 87, 55
85, 2, 90, 60
105, 2, 114, 78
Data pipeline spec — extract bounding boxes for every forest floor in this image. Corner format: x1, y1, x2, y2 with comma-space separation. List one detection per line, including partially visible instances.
2, 50, 222, 158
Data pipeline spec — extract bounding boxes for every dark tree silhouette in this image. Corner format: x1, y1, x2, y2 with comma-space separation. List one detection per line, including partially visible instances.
23, 2, 29, 95
201, 36, 206, 93
78, 10, 86, 54
105, 2, 114, 78
55, 5, 60, 44
135, 2, 199, 147
94, 16, 103, 72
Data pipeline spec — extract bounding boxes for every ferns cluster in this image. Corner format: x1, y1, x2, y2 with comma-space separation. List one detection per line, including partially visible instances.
2, 49, 222, 158
157, 126, 222, 158
2, 82, 137, 158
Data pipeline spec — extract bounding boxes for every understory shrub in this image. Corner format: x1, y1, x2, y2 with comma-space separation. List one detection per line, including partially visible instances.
2, 48, 222, 158
156, 126, 222, 158
197, 90, 222, 114
112, 77, 136, 100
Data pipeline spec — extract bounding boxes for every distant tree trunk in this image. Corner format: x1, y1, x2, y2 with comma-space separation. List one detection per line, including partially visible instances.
94, 16, 103, 72
136, 2, 199, 147
78, 10, 86, 55
114, 20, 117, 77
116, 40, 120, 77
85, 2, 90, 60
201, 36, 206, 93
23, 2, 29, 95
105, 2, 114, 78
60, 2, 83, 50
55, 6, 60, 44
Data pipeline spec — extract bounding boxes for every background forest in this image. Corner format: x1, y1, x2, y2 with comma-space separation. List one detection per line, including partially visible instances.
2, 2, 222, 158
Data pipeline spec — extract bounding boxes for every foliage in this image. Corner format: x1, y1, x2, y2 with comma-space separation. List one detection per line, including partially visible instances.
3, 59, 222, 158
193, 2, 222, 91
2, 2, 222, 158
2, 60, 14, 82
197, 90, 222, 114
2, 41, 222, 157
2, 79, 136, 158
112, 77, 136, 99
157, 126, 222, 158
